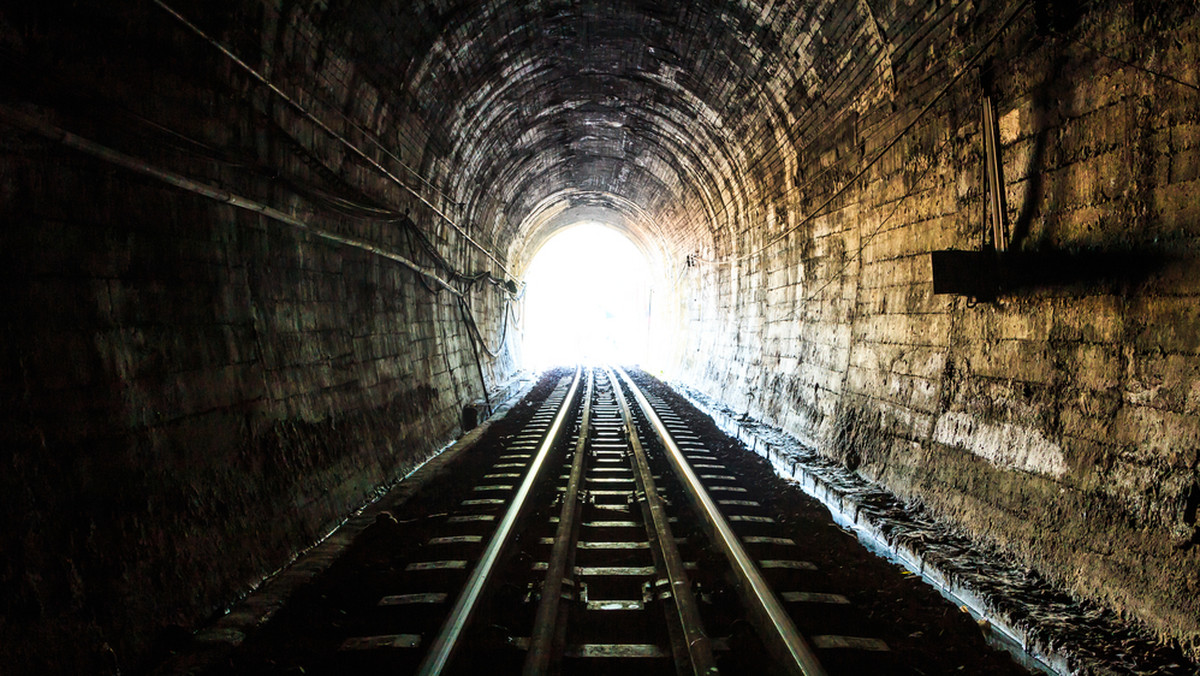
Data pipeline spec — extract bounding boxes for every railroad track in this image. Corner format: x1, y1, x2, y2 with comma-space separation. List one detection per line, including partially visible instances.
220, 366, 901, 675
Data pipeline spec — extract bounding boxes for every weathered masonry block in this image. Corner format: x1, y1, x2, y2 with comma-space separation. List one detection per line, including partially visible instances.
679, 0, 1200, 660
0, 3, 512, 672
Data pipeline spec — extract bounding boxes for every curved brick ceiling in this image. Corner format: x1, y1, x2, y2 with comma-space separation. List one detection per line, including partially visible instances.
324, 0, 895, 268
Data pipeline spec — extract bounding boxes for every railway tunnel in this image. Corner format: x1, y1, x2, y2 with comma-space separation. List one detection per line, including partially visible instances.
2, 0, 1199, 673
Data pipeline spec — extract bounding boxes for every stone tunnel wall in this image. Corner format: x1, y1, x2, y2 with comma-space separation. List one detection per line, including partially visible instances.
677, 0, 1200, 657
5, 0, 1200, 670
0, 3, 513, 673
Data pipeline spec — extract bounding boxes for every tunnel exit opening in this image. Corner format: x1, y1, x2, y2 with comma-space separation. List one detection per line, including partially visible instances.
519, 222, 652, 370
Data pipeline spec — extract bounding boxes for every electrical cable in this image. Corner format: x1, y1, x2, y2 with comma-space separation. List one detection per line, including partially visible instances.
3, 30, 522, 372
459, 296, 509, 360
0, 104, 465, 299
695, 0, 1034, 266
121, 108, 250, 167
459, 297, 494, 415
256, 1, 462, 207
1068, 38, 1200, 95
409, 252, 511, 363
149, 0, 514, 281
0, 49, 517, 307
796, 128, 958, 306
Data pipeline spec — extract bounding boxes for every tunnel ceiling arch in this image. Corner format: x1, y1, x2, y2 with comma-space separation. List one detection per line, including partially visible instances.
324, 0, 897, 261
506, 190, 671, 277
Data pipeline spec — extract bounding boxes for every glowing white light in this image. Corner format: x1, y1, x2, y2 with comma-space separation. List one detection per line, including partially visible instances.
521, 223, 651, 369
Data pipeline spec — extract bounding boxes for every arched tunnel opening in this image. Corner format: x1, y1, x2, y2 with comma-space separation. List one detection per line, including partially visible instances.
518, 221, 657, 370
1, 0, 1199, 673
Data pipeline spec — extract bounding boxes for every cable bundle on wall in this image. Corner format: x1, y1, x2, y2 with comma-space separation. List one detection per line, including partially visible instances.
0, 104, 515, 394
148, 0, 515, 283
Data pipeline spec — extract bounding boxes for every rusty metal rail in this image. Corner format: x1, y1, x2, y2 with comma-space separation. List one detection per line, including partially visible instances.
615, 367, 828, 676
522, 369, 594, 675
416, 367, 583, 676
608, 367, 720, 676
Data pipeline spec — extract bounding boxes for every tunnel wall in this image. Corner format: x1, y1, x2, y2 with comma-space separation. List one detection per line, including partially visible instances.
678, 0, 1200, 657
5, 0, 1200, 670
0, 3, 511, 673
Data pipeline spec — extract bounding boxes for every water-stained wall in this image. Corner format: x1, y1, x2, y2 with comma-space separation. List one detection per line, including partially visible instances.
677, 0, 1200, 658
0, 3, 513, 672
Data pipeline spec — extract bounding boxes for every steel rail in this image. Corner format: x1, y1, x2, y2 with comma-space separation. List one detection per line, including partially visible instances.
615, 367, 828, 676
522, 368, 595, 676
607, 367, 720, 676
416, 367, 583, 676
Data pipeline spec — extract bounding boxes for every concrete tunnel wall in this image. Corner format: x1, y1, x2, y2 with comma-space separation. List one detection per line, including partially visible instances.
0, 0, 1198, 672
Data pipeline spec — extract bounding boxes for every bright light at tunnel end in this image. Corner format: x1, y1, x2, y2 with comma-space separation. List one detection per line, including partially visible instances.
520, 223, 653, 371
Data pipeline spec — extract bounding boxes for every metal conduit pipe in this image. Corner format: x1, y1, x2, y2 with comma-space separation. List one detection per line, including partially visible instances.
149, 0, 515, 282
0, 105, 465, 297
416, 367, 584, 676
615, 367, 828, 676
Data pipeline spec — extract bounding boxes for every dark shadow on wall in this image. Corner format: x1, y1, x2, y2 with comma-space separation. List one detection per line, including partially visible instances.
930, 246, 1175, 299
995, 247, 1171, 295
993, 7, 1078, 251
